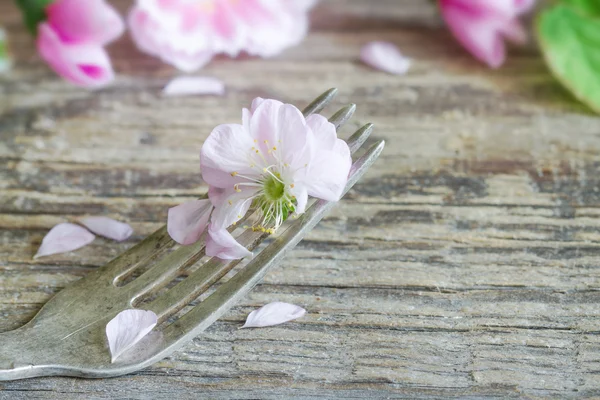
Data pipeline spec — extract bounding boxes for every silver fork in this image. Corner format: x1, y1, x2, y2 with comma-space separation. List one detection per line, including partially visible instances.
0, 88, 385, 380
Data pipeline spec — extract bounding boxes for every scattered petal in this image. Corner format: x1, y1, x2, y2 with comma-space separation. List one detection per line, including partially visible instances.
106, 309, 158, 363
167, 199, 213, 245
163, 76, 225, 97
79, 216, 133, 242
241, 302, 306, 328
360, 41, 411, 75
34, 223, 95, 259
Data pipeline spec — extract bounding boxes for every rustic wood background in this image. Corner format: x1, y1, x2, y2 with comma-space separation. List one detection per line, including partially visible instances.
2, 0, 600, 398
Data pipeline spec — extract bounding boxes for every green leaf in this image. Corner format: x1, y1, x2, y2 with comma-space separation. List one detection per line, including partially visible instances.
537, 4, 600, 113
561, 0, 600, 16
14, 0, 53, 35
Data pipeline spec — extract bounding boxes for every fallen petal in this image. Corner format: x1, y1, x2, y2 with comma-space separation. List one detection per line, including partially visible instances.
34, 223, 95, 259
241, 302, 306, 328
79, 216, 133, 242
163, 76, 225, 97
106, 309, 158, 363
360, 41, 411, 75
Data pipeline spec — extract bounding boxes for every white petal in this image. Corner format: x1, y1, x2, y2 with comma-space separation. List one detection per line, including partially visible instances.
34, 223, 95, 259
167, 199, 213, 245
162, 76, 225, 97
206, 225, 252, 260
79, 216, 133, 242
106, 309, 158, 363
360, 41, 411, 75
241, 302, 306, 328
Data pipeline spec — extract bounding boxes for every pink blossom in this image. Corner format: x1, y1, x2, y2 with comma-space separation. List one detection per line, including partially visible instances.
167, 97, 351, 260
439, 0, 535, 68
36, 0, 125, 88
128, 0, 317, 72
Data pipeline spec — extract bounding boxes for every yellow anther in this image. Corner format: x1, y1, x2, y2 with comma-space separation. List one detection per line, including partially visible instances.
264, 140, 268, 144
290, 183, 295, 188
228, 200, 233, 205
272, 146, 277, 151
231, 172, 238, 177
255, 150, 259, 154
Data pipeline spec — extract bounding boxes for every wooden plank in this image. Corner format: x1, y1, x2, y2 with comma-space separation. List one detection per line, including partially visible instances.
2, 0, 600, 398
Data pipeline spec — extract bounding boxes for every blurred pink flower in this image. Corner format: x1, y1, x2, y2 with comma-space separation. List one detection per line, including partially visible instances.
439, 0, 535, 68
128, 0, 317, 72
37, 0, 125, 88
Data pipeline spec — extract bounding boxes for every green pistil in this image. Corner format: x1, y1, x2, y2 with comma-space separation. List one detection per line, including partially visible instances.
251, 176, 296, 233
263, 176, 285, 202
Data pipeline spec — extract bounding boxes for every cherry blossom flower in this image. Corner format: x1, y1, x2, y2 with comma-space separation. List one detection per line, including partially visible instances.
439, 0, 535, 68
128, 0, 318, 72
167, 97, 351, 260
36, 0, 124, 87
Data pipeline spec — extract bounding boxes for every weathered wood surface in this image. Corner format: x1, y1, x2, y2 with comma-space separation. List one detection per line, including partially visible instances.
2, 0, 600, 398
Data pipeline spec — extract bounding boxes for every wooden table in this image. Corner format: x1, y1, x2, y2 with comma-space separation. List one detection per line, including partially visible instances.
2, 1, 600, 398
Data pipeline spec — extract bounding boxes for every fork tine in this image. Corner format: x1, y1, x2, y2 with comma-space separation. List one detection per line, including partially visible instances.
144, 120, 374, 322
102, 226, 176, 284
347, 123, 374, 154
302, 88, 338, 117
162, 139, 385, 343
125, 214, 252, 301
329, 104, 356, 129
145, 227, 267, 321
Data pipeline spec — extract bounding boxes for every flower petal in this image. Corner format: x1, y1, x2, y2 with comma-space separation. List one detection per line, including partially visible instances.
211, 188, 258, 229
162, 76, 225, 97
360, 41, 411, 75
37, 23, 115, 88
46, 0, 125, 45
167, 199, 213, 245
241, 302, 306, 328
206, 225, 252, 260
34, 223, 95, 259
200, 123, 256, 186
289, 184, 308, 214
106, 309, 158, 363
79, 216, 133, 242
305, 149, 351, 202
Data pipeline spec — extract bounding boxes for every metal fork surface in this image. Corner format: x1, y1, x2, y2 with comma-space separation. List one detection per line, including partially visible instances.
0, 88, 384, 380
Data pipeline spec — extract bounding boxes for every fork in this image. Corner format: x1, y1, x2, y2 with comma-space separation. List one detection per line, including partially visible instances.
0, 88, 385, 380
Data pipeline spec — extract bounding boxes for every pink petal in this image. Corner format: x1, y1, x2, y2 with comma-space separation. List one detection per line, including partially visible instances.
305, 149, 351, 202
241, 302, 306, 328
34, 223, 95, 259
440, 4, 506, 68
206, 225, 252, 260
162, 76, 225, 97
167, 199, 213, 245
106, 309, 158, 363
210, 188, 257, 229
360, 41, 411, 75
79, 216, 133, 242
200, 123, 256, 187
46, 0, 125, 45
499, 18, 528, 45
36, 23, 115, 88
289, 184, 308, 214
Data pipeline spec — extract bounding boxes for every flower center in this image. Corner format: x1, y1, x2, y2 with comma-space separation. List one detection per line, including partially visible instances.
263, 176, 285, 202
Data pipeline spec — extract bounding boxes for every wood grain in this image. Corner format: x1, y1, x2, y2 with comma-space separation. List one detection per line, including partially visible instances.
2, 0, 600, 398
